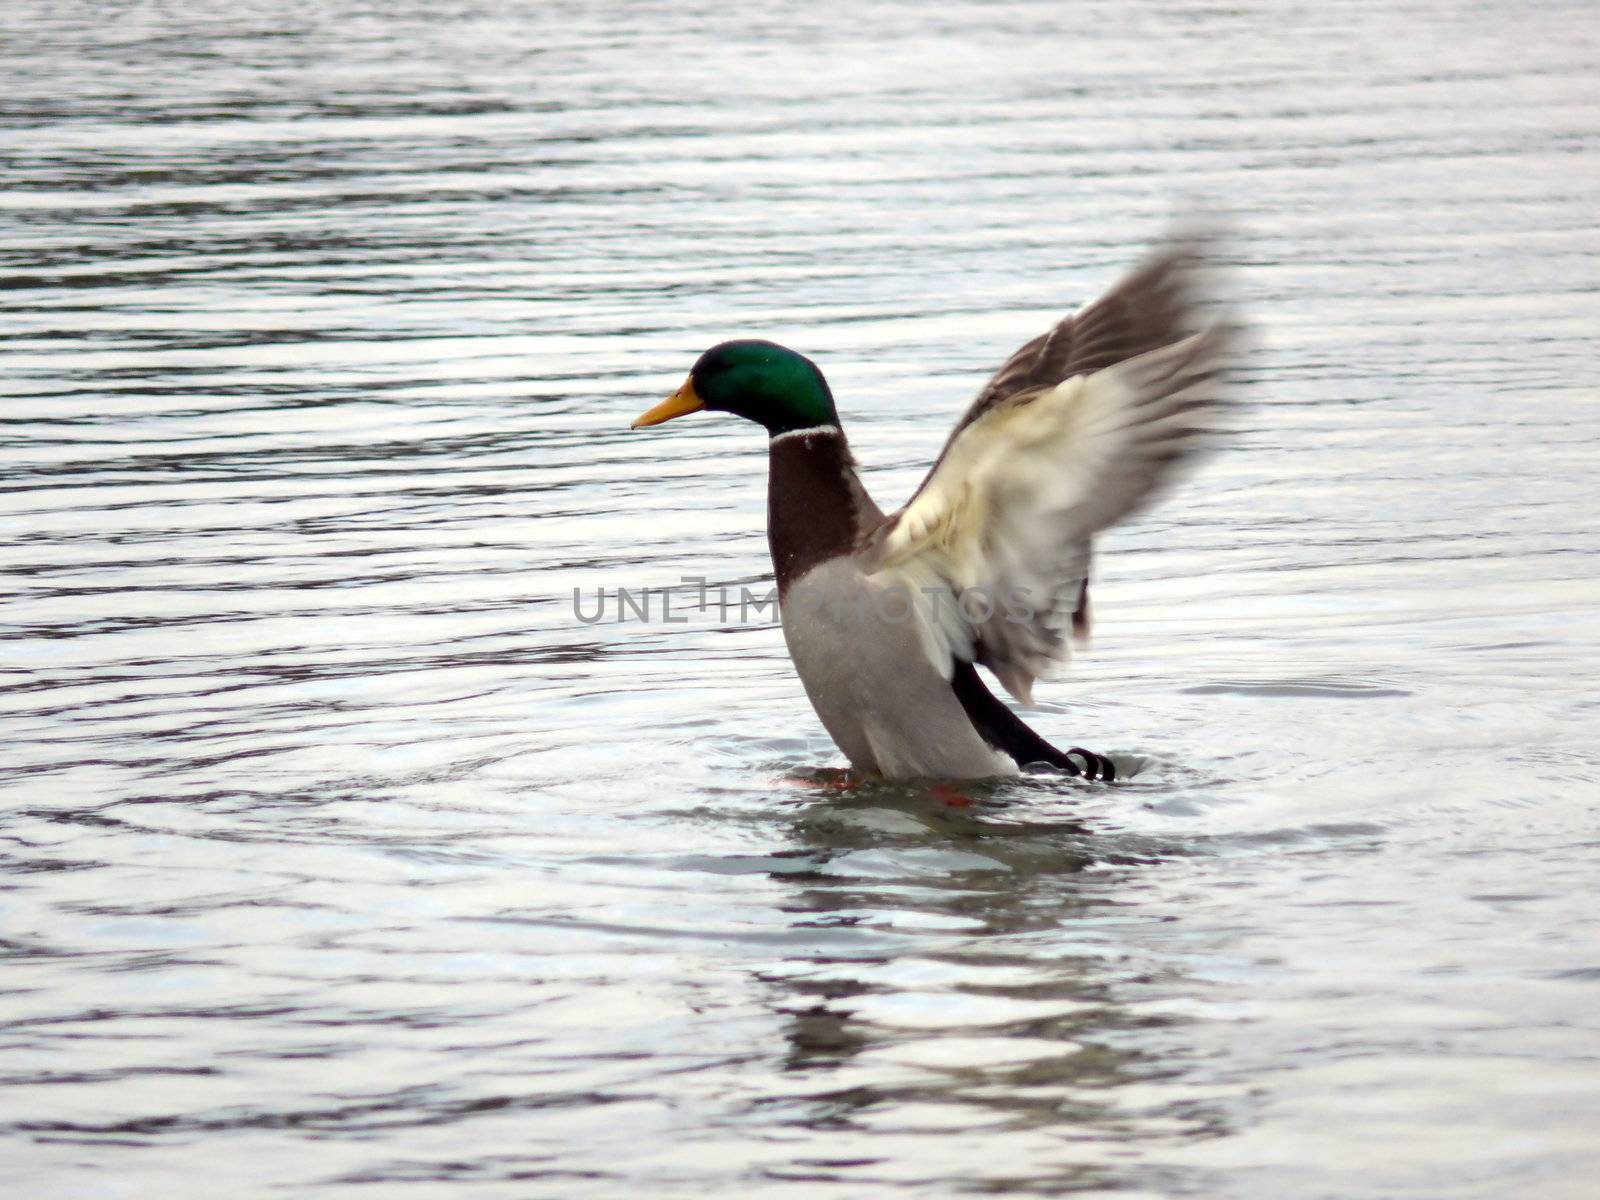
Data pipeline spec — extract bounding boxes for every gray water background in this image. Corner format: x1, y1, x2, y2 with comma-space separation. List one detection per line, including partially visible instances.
4, 1, 1599, 1196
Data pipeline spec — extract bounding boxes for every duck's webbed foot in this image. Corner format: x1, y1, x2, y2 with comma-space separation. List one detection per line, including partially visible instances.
1065, 748, 1117, 782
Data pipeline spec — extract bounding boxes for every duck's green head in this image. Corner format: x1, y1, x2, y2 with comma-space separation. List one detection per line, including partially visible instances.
632, 339, 839, 437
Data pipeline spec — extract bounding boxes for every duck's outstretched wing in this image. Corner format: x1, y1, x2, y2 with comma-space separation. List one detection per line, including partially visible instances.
913, 238, 1216, 501
857, 243, 1236, 703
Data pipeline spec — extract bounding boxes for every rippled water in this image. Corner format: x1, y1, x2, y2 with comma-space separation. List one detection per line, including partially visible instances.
5, 1, 1599, 1196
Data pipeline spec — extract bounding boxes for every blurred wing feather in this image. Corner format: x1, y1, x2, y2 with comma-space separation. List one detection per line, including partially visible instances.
863, 324, 1235, 703
915, 238, 1212, 493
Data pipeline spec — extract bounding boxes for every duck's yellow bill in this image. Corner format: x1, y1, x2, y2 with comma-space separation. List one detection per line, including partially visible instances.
631, 378, 703, 428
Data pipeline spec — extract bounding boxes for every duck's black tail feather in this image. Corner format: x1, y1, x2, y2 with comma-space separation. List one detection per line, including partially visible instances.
949, 660, 1115, 781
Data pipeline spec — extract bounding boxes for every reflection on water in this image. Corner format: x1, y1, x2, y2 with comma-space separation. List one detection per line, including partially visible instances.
5, 0, 1600, 1195
748, 787, 1249, 1191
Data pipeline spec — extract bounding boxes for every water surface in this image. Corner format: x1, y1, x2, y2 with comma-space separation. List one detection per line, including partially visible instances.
4, 1, 1599, 1196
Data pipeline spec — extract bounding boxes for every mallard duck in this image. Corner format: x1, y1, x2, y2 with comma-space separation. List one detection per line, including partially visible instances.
632, 238, 1235, 781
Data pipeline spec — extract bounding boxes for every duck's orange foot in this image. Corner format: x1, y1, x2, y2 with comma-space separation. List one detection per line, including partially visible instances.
930, 783, 973, 808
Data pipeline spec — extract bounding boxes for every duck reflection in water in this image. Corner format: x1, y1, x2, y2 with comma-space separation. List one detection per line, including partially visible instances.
742, 776, 1232, 1189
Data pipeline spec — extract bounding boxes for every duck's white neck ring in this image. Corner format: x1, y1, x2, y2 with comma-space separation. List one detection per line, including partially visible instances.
770, 424, 841, 445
